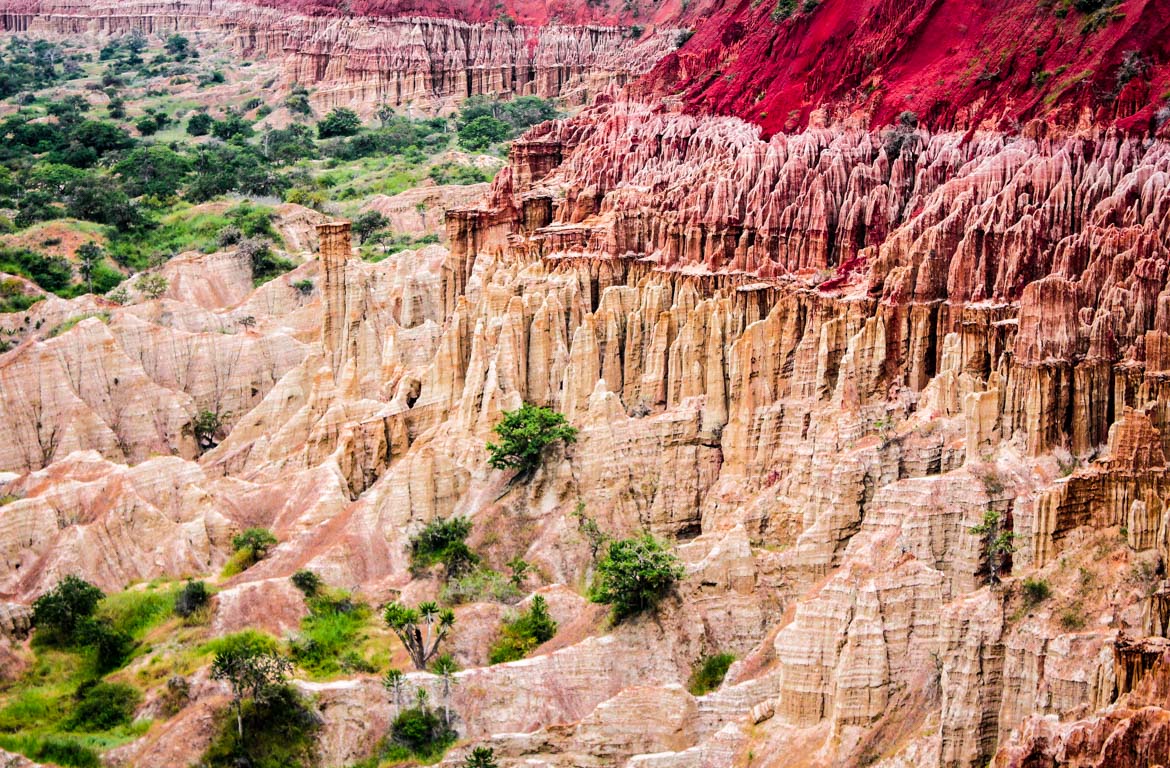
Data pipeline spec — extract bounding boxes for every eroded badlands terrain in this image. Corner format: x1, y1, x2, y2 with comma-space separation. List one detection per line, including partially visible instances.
2, 1, 1170, 767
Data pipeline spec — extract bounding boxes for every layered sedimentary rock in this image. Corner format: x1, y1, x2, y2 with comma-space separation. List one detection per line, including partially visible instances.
0, 0, 682, 113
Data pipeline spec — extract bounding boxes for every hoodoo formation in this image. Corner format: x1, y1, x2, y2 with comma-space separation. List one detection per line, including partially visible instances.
0, 1, 1168, 767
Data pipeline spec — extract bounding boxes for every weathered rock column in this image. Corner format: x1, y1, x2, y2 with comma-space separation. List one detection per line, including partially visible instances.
319, 220, 352, 380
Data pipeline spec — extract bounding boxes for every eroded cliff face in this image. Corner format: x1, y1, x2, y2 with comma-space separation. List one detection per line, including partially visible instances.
2, 95, 1167, 767
0, 0, 682, 113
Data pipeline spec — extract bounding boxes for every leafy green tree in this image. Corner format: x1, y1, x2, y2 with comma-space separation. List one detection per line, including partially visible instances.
115, 145, 191, 198
464, 746, 499, 768
384, 601, 454, 670
192, 409, 225, 452
486, 404, 577, 474
970, 509, 1016, 584
78, 616, 133, 672
457, 115, 509, 151
211, 111, 253, 141
317, 107, 361, 138
187, 111, 213, 136
70, 120, 134, 155
31, 575, 104, 644
66, 185, 145, 230
232, 528, 278, 561
591, 534, 684, 621
135, 115, 159, 136
391, 701, 451, 756
351, 210, 389, 244
209, 646, 293, 739
259, 123, 317, 164
164, 34, 190, 58
284, 84, 313, 117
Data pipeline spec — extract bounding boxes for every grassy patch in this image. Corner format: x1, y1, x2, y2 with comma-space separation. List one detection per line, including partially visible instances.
688, 653, 735, 696
289, 594, 376, 678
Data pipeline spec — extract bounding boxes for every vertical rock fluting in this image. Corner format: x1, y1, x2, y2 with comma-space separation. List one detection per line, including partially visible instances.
319, 220, 354, 381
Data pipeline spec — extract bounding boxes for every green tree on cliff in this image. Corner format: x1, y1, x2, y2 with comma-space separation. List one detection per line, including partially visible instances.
486, 404, 577, 476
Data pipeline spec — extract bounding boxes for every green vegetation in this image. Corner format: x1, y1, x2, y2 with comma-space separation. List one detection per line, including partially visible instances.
317, 107, 362, 138
463, 746, 500, 768
456, 95, 558, 150
289, 591, 376, 677
590, 534, 684, 622
291, 569, 324, 597
384, 602, 454, 670
64, 682, 142, 732
173, 580, 211, 619
440, 568, 521, 605
488, 595, 557, 664
31, 576, 105, 646
969, 509, 1017, 585
388, 699, 455, 760
1, 580, 185, 766
200, 684, 320, 768
687, 653, 735, 696
223, 527, 278, 576
486, 404, 578, 475
1020, 577, 1051, 608
409, 516, 478, 577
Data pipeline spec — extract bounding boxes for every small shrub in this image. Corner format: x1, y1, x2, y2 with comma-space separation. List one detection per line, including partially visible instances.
1060, 603, 1087, 631
1021, 578, 1051, 607
231, 529, 279, 564
688, 652, 735, 696
174, 580, 211, 618
317, 107, 361, 139
464, 746, 500, 768
290, 569, 323, 597
590, 534, 684, 622
488, 594, 558, 664
293, 278, 314, 295
77, 617, 133, 673
410, 517, 478, 577
390, 705, 454, 757
64, 681, 142, 731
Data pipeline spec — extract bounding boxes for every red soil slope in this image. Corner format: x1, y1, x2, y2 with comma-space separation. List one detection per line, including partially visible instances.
643, 0, 1170, 134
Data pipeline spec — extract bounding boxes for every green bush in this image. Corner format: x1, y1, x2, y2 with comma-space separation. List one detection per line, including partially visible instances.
410, 517, 478, 577
228, 527, 278, 573
290, 570, 323, 597
390, 705, 454, 758
200, 685, 320, 768
64, 681, 142, 731
590, 534, 684, 622
1021, 577, 1051, 607
488, 595, 557, 664
174, 580, 211, 618
32, 576, 104, 645
77, 617, 133, 673
486, 404, 577, 474
317, 107, 361, 139
202, 629, 280, 658
688, 653, 735, 695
